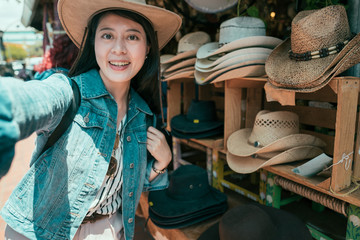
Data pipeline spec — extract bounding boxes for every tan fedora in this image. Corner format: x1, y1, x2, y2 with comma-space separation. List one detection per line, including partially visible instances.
162, 31, 211, 65
195, 47, 273, 71
227, 110, 326, 157
58, 0, 182, 50
265, 5, 360, 89
227, 146, 324, 174
195, 60, 266, 85
162, 67, 195, 82
160, 54, 175, 73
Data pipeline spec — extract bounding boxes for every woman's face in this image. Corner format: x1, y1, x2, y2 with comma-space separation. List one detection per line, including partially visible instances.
95, 13, 149, 84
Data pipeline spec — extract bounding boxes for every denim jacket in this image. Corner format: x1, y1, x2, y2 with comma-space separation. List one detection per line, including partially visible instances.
0, 69, 169, 240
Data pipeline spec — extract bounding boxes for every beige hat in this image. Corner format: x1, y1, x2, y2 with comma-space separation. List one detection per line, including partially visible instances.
195, 60, 266, 85
163, 31, 211, 65
227, 146, 324, 174
164, 58, 196, 73
195, 47, 272, 71
265, 5, 360, 90
160, 54, 175, 72
196, 16, 281, 60
161, 67, 195, 82
184, 0, 237, 14
58, 0, 182, 50
227, 110, 326, 157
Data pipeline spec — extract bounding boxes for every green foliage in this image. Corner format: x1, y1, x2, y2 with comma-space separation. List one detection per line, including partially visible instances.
4, 43, 27, 61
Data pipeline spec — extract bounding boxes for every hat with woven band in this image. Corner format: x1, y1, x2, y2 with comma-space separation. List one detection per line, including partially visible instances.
58, 0, 182, 50
163, 31, 211, 65
227, 110, 326, 157
227, 145, 323, 174
265, 5, 360, 90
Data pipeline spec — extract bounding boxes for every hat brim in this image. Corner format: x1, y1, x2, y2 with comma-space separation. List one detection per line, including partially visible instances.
197, 36, 282, 59
171, 115, 223, 133
163, 49, 198, 65
195, 47, 272, 70
58, 0, 182, 50
265, 33, 360, 88
148, 187, 227, 218
227, 146, 323, 174
164, 58, 196, 73
162, 68, 195, 82
227, 128, 326, 157
195, 52, 269, 73
171, 126, 223, 139
195, 63, 266, 85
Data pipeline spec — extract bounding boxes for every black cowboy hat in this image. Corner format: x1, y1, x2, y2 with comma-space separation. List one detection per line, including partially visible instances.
148, 165, 227, 227
170, 100, 223, 137
198, 203, 312, 240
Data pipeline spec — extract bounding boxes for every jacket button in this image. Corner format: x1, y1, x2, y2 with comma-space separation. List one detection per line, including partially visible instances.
128, 218, 133, 223
127, 136, 131, 141
129, 163, 134, 168
129, 192, 133, 197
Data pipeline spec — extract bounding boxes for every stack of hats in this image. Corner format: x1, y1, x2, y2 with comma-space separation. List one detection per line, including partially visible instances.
197, 203, 313, 240
148, 165, 228, 229
195, 16, 282, 85
265, 5, 360, 93
161, 31, 211, 82
170, 99, 223, 139
226, 110, 326, 174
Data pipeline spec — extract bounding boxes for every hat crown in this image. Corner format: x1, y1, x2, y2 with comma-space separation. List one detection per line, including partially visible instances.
166, 165, 210, 200
178, 31, 211, 53
219, 16, 266, 46
248, 111, 299, 147
186, 100, 217, 122
291, 5, 351, 54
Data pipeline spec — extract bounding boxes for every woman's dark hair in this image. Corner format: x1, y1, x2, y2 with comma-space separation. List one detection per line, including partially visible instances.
69, 10, 161, 114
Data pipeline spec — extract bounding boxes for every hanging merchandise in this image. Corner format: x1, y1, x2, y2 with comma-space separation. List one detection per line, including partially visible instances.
184, 0, 237, 14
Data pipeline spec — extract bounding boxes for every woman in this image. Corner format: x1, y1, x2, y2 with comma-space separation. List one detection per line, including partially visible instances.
0, 0, 182, 239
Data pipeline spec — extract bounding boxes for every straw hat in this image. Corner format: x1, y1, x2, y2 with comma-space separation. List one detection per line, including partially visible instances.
227, 146, 323, 174
227, 110, 326, 157
58, 0, 182, 50
163, 31, 211, 65
265, 5, 360, 90
161, 67, 195, 82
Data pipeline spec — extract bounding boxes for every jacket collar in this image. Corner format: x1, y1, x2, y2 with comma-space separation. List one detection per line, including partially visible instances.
75, 69, 153, 116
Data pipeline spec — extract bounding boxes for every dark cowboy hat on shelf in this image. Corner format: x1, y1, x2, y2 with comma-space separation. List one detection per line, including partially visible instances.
198, 203, 312, 240
148, 165, 227, 228
170, 100, 223, 139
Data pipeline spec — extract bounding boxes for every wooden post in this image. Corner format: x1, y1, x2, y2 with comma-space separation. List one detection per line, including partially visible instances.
166, 81, 181, 132
331, 79, 359, 191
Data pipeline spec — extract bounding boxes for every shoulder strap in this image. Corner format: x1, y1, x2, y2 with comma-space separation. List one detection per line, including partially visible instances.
40, 79, 81, 155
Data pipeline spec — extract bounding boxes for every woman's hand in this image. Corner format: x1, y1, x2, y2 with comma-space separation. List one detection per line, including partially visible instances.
147, 126, 172, 175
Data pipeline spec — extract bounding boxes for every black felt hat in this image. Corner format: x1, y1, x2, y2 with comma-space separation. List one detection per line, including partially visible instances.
198, 203, 312, 240
170, 100, 223, 135
171, 125, 224, 139
148, 165, 227, 227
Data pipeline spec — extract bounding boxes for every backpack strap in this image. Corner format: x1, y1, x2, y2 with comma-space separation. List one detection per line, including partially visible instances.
40, 78, 81, 155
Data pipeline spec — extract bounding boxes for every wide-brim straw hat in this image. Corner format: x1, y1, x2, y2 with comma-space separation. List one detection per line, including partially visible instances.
58, 0, 182, 50
195, 61, 266, 85
227, 146, 324, 174
227, 110, 326, 157
265, 5, 360, 89
197, 36, 282, 60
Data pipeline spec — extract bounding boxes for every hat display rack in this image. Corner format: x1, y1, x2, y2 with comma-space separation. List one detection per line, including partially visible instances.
150, 2, 360, 240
